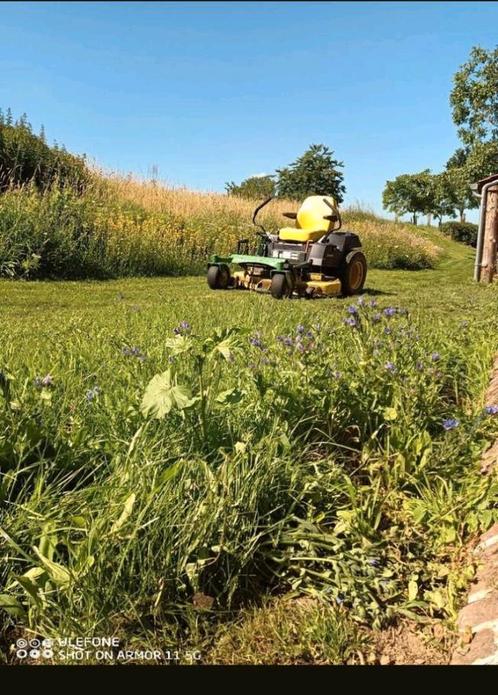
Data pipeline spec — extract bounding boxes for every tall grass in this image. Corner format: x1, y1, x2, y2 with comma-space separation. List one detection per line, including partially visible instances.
0, 176, 440, 279
1, 292, 497, 660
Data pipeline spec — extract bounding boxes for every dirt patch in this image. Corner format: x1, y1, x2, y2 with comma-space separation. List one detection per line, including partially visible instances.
368, 620, 454, 665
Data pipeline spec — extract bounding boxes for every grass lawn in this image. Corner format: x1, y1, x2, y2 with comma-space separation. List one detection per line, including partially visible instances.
1, 227, 498, 664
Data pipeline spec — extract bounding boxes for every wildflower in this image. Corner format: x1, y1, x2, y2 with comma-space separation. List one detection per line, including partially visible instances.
442, 418, 459, 431
249, 333, 265, 350
333, 370, 342, 379
347, 305, 358, 314
385, 361, 396, 372
384, 327, 392, 335
173, 321, 191, 336
371, 313, 381, 323
369, 299, 378, 308
416, 361, 424, 371
86, 386, 101, 402
296, 324, 305, 334
368, 558, 379, 567
122, 346, 146, 361
484, 405, 498, 416
343, 317, 357, 328
383, 307, 397, 317
357, 296, 366, 306
305, 330, 313, 339
431, 352, 441, 362
35, 374, 53, 389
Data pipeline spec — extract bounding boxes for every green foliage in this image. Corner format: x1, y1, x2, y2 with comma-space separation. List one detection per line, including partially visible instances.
382, 170, 434, 224
0, 255, 497, 662
0, 109, 89, 192
441, 221, 478, 247
450, 46, 498, 147
276, 144, 346, 203
225, 175, 275, 199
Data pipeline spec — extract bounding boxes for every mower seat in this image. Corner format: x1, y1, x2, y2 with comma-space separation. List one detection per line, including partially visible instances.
279, 195, 339, 243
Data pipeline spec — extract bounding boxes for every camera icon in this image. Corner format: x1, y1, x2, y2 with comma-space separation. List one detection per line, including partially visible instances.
16, 649, 28, 659
30, 638, 41, 648
42, 649, 54, 659
29, 649, 40, 659
16, 638, 28, 649
42, 638, 53, 648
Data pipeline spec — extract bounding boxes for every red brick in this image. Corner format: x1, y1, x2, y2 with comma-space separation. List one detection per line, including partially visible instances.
458, 596, 498, 630
451, 629, 496, 665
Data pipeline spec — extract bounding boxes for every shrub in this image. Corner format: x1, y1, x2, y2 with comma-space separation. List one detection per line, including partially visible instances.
441, 221, 478, 247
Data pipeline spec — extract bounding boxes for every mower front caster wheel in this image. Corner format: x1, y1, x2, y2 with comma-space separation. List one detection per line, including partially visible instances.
271, 273, 294, 299
207, 264, 230, 290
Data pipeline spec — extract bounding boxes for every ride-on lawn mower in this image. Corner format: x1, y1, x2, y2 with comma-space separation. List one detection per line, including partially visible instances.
207, 195, 367, 299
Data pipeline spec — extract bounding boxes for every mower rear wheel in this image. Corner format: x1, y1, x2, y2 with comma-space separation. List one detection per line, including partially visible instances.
207, 264, 230, 290
338, 250, 367, 296
271, 273, 292, 299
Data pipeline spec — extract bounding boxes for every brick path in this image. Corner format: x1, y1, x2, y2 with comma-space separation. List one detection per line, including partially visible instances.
451, 355, 498, 665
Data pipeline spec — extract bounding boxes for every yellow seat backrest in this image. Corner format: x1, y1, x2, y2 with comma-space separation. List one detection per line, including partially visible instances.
279, 195, 338, 243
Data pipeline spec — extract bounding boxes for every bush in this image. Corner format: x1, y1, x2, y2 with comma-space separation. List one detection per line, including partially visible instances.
441, 221, 478, 247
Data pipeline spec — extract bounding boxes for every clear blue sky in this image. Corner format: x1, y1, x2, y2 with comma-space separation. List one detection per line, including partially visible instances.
1, 1, 497, 217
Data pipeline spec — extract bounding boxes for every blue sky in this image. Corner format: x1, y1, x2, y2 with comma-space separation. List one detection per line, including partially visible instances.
1, 1, 497, 217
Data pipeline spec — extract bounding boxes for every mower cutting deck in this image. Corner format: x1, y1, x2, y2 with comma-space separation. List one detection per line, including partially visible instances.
207, 195, 367, 299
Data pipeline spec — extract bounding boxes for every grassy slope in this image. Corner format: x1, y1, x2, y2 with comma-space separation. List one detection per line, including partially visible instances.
1, 225, 498, 665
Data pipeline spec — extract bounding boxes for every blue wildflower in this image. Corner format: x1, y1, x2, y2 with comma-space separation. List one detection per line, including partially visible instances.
357, 296, 366, 306
122, 346, 146, 361
369, 299, 378, 308
86, 386, 101, 402
431, 352, 441, 362
485, 405, 498, 416
249, 333, 266, 350
385, 361, 396, 372
296, 324, 305, 334
383, 307, 397, 317
344, 317, 357, 327
442, 418, 459, 431
347, 305, 358, 314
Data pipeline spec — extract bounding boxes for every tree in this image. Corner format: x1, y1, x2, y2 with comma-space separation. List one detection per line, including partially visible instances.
382, 170, 434, 225
429, 172, 458, 225
225, 174, 275, 199
450, 46, 498, 147
275, 144, 346, 202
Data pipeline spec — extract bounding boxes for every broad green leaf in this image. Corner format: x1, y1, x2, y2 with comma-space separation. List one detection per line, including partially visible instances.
164, 335, 192, 357
33, 547, 72, 588
141, 369, 193, 419
215, 387, 242, 404
111, 492, 136, 533
0, 593, 25, 618
408, 579, 418, 601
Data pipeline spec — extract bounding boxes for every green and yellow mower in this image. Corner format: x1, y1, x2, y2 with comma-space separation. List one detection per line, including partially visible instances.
207, 195, 367, 299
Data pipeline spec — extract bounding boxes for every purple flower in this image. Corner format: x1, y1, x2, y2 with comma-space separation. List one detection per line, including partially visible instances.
485, 405, 498, 416
86, 386, 101, 402
369, 299, 378, 308
122, 346, 146, 361
344, 317, 357, 328
249, 333, 265, 350
442, 418, 459, 431
173, 321, 191, 336
347, 305, 358, 314
431, 352, 441, 362
296, 324, 305, 334
385, 361, 396, 372
416, 361, 424, 371
35, 374, 54, 388
383, 307, 397, 317
333, 370, 342, 379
